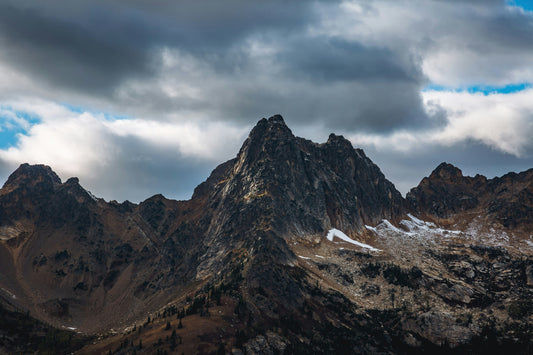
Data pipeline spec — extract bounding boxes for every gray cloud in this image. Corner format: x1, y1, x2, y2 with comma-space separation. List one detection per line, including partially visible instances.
279, 38, 421, 83
0, 0, 325, 94
2, 0, 533, 128
0, 0, 432, 133
1, 0, 533, 202
78, 135, 218, 203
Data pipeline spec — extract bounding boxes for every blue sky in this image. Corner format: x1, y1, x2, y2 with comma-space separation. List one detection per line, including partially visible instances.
424, 83, 532, 95
0, 110, 40, 149
510, 0, 533, 11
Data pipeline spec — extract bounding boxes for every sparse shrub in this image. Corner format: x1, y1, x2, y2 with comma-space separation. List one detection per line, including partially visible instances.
360, 263, 381, 278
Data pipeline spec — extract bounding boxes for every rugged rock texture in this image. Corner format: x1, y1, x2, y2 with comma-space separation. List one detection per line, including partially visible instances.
0, 115, 532, 354
0, 163, 203, 332
193, 114, 404, 277
407, 162, 533, 233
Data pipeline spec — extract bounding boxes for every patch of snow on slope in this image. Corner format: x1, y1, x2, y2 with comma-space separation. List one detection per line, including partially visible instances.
367, 215, 533, 254
326, 229, 381, 252
367, 215, 461, 240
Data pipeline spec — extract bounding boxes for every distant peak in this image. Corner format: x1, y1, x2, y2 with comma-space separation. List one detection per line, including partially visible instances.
8, 163, 61, 184
236, 114, 296, 166
254, 114, 289, 131
247, 114, 294, 143
430, 162, 463, 180
1, 163, 61, 193
325, 133, 354, 152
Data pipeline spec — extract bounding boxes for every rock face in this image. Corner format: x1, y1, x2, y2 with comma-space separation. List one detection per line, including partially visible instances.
194, 115, 404, 274
0, 115, 532, 354
0, 163, 200, 332
199, 115, 403, 237
407, 162, 533, 232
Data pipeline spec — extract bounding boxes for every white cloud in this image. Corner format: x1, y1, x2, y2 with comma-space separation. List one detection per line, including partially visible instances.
349, 89, 533, 157
104, 118, 249, 160
423, 89, 533, 156
0, 99, 249, 201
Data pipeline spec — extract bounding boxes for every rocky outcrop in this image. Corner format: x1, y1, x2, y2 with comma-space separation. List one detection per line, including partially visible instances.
203, 115, 404, 241
407, 162, 533, 233
406, 163, 485, 218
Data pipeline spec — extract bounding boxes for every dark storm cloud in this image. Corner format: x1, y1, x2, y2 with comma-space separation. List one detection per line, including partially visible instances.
280, 38, 420, 83
0, 0, 325, 94
214, 80, 429, 132
2, 0, 533, 127
0, 0, 435, 133
0, 4, 151, 94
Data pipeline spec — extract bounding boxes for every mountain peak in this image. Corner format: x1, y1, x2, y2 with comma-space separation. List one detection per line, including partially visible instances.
430, 162, 463, 181
237, 115, 295, 164
249, 114, 293, 140
1, 163, 61, 194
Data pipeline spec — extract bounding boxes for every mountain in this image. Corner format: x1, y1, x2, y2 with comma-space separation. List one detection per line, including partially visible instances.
407, 162, 533, 234
0, 115, 532, 354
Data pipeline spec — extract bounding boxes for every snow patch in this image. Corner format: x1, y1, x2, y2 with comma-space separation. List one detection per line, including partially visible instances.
368, 215, 461, 240
315, 255, 325, 259
326, 229, 381, 252
298, 255, 310, 260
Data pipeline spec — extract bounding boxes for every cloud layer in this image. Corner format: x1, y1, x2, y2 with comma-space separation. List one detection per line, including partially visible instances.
0, 0, 532, 200
0, 100, 248, 201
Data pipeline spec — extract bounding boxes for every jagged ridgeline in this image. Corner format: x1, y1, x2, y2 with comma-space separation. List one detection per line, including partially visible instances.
0, 115, 532, 354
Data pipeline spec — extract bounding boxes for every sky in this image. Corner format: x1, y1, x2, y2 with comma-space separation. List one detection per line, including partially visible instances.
0, 0, 533, 202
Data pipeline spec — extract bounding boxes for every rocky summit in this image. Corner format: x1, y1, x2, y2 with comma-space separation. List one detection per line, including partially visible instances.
0, 115, 532, 354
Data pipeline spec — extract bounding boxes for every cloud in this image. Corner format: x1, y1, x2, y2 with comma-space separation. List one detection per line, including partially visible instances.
348, 88, 533, 156
1, 0, 533, 132
0, 100, 248, 202
0, 0, 431, 132
423, 89, 533, 156
1, 0, 533, 201
342, 88, 533, 194
0, 0, 325, 94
